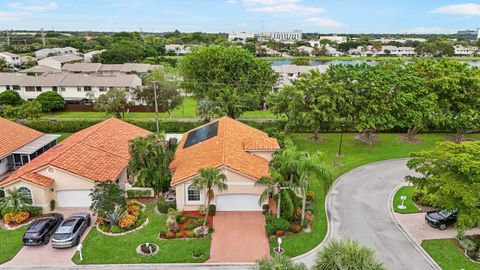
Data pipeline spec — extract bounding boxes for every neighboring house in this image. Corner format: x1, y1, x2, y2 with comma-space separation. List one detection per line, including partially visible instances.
272, 64, 328, 92
228, 32, 255, 43
0, 52, 21, 66
38, 55, 84, 70
348, 45, 415, 57
169, 117, 280, 212
454, 45, 478, 56
0, 118, 59, 176
23, 63, 158, 76
83, 50, 105, 62
165, 44, 192, 56
257, 45, 282, 57
371, 38, 427, 44
0, 118, 151, 211
35, 47, 80, 59
318, 35, 348, 44
0, 72, 142, 103
229, 30, 302, 43
298, 46, 314, 56
18, 65, 61, 76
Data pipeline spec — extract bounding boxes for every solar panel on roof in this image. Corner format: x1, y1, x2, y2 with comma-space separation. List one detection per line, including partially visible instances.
184, 121, 219, 148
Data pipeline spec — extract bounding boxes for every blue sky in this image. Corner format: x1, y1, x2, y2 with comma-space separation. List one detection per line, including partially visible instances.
1, 0, 480, 33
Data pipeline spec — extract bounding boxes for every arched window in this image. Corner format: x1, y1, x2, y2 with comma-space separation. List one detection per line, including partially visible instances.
187, 184, 200, 202
18, 187, 33, 205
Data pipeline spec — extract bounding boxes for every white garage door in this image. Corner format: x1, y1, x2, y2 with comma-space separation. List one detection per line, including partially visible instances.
216, 194, 262, 211
57, 190, 92, 208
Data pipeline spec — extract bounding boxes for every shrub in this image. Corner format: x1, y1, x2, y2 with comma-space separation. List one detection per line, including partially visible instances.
50, 200, 56, 211
198, 205, 207, 215
192, 248, 204, 258
175, 232, 183, 238
306, 191, 314, 201
413, 188, 437, 207
0, 90, 23, 106
27, 206, 43, 217
289, 223, 302, 233
157, 199, 176, 214
14, 211, 29, 224
96, 216, 105, 225
119, 214, 137, 229
208, 204, 216, 216
460, 238, 478, 252
185, 223, 196, 230
177, 216, 186, 224
110, 226, 122, 234
3, 213, 14, 224
265, 217, 290, 236
127, 199, 138, 207
126, 189, 152, 198
187, 231, 196, 238
305, 203, 315, 214
35, 91, 65, 112
127, 205, 140, 216
165, 231, 175, 239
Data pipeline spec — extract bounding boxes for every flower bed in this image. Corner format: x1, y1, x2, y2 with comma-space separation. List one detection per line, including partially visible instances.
136, 243, 159, 257
96, 200, 148, 235
458, 235, 480, 263
159, 211, 213, 239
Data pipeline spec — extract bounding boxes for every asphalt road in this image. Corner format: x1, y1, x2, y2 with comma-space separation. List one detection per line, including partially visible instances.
325, 159, 434, 270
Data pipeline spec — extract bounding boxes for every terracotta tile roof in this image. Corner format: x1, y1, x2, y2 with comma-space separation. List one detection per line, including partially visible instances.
0, 118, 151, 187
244, 137, 280, 151
0, 118, 44, 158
23, 173, 54, 187
169, 117, 280, 185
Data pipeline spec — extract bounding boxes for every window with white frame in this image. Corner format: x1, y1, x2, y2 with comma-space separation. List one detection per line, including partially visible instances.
187, 184, 201, 202
18, 187, 33, 204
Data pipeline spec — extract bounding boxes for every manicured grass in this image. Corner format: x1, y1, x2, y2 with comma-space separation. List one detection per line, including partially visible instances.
72, 202, 210, 264
277, 133, 480, 257
0, 227, 27, 264
43, 97, 273, 119
422, 239, 480, 270
57, 133, 72, 142
393, 186, 420, 214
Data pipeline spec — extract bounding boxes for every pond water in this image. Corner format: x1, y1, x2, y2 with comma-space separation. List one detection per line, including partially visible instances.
270, 60, 480, 68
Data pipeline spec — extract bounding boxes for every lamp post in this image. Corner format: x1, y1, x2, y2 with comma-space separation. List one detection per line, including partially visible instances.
337, 123, 346, 157
77, 244, 83, 261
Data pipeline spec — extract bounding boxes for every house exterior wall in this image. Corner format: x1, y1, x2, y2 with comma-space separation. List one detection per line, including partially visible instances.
174, 167, 267, 211
3, 180, 52, 212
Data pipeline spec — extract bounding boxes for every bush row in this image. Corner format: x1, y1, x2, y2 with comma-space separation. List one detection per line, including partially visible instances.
126, 189, 153, 198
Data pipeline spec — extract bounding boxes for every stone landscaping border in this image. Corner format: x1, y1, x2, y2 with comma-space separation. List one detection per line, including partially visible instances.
0, 219, 35, 231
136, 243, 159, 257
96, 218, 149, 236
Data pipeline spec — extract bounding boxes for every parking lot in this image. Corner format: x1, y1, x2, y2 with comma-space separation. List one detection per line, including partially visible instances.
2, 208, 94, 267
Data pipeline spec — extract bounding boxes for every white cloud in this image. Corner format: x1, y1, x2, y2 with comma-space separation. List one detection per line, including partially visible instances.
8, 1, 57, 12
403, 27, 445, 34
0, 11, 24, 22
244, 0, 323, 15
226, 0, 237, 4
433, 3, 480, 16
305, 17, 344, 27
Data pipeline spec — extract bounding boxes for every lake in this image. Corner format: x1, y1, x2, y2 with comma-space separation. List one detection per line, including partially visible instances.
270, 60, 480, 68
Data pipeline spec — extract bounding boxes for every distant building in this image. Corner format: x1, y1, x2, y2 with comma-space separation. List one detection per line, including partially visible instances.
371, 38, 427, 44
228, 32, 255, 43
348, 45, 415, 57
319, 35, 348, 43
272, 64, 328, 92
457, 29, 480, 40
454, 45, 478, 56
38, 55, 84, 70
0, 52, 21, 66
35, 47, 80, 59
83, 50, 105, 63
229, 30, 302, 43
165, 44, 192, 55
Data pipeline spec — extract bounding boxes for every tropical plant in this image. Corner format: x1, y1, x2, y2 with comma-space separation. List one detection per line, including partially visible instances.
103, 205, 125, 227
91, 88, 130, 118
196, 98, 219, 122
89, 181, 126, 217
128, 133, 177, 194
257, 169, 284, 219
256, 254, 307, 270
0, 188, 32, 214
313, 239, 385, 270
192, 167, 228, 230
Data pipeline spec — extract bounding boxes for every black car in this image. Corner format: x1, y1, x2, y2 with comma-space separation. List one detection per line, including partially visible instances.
51, 213, 91, 249
425, 209, 457, 230
23, 213, 64, 246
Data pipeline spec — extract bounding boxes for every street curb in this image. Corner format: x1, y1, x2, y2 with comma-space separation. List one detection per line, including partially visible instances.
387, 184, 441, 270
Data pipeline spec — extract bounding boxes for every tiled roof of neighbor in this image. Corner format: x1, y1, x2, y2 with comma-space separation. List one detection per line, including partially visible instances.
169, 117, 280, 185
19, 65, 60, 74
0, 72, 140, 87
0, 118, 151, 187
0, 118, 44, 159
22, 173, 54, 187
62, 63, 102, 72
39, 55, 83, 63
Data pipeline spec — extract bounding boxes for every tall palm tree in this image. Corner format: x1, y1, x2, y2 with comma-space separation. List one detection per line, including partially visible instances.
313, 239, 385, 270
296, 151, 332, 223
1, 188, 31, 213
257, 169, 284, 218
193, 167, 228, 229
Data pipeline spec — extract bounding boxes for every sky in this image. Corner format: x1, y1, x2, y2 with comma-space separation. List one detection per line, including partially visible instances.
1, 0, 480, 34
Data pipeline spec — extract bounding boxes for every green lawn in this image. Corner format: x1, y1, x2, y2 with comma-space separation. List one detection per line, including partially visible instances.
0, 227, 27, 264
58, 133, 72, 142
43, 97, 274, 119
72, 201, 211, 264
277, 133, 480, 257
393, 186, 420, 214
422, 239, 480, 270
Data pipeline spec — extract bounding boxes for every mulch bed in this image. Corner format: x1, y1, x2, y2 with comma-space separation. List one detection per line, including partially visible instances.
160, 211, 214, 239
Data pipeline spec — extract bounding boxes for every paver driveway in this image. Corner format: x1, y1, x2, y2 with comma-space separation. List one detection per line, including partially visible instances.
3, 208, 94, 267
207, 212, 269, 263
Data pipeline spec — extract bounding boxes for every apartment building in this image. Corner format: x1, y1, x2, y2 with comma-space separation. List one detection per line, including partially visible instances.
35, 47, 80, 59
38, 55, 84, 70
272, 64, 328, 92
454, 45, 478, 56
348, 45, 415, 57
229, 30, 302, 43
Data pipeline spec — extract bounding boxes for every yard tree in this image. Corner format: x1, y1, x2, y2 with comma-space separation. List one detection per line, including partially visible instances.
92, 88, 130, 118
178, 46, 278, 118
406, 142, 480, 230
415, 40, 454, 57
3, 101, 42, 119
196, 98, 219, 122
193, 167, 228, 232
128, 133, 177, 194
0, 89, 23, 106
314, 239, 385, 270
89, 181, 126, 217
98, 39, 146, 64
257, 169, 284, 219
269, 70, 344, 141
144, 35, 166, 64
35, 91, 65, 112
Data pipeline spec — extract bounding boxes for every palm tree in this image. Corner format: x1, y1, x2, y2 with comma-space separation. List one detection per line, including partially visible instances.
313, 239, 385, 270
257, 169, 284, 218
193, 167, 228, 229
296, 151, 332, 223
196, 98, 218, 122
128, 133, 176, 195
256, 254, 307, 270
1, 188, 32, 213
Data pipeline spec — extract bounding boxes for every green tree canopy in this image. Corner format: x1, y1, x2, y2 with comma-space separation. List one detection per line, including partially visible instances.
0, 89, 23, 106
407, 141, 480, 229
2, 101, 42, 119
89, 182, 126, 217
35, 91, 65, 112
178, 46, 278, 118
92, 88, 130, 118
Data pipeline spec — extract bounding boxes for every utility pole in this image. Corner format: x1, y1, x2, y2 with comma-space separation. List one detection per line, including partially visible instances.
153, 81, 159, 133
41, 28, 46, 48
6, 31, 10, 45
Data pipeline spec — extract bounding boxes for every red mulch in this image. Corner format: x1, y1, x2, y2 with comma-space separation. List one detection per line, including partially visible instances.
160, 211, 214, 239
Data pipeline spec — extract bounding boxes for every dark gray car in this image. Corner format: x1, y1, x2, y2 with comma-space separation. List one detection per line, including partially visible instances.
51, 213, 91, 249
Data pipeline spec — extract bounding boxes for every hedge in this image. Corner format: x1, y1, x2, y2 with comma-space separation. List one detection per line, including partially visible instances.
157, 198, 176, 214
126, 189, 152, 198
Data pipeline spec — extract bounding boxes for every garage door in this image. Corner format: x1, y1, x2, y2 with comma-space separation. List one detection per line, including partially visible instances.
216, 194, 262, 211
57, 190, 92, 208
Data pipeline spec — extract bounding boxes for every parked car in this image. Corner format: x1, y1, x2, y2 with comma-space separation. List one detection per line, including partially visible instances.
51, 213, 91, 249
425, 209, 457, 230
23, 213, 64, 246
